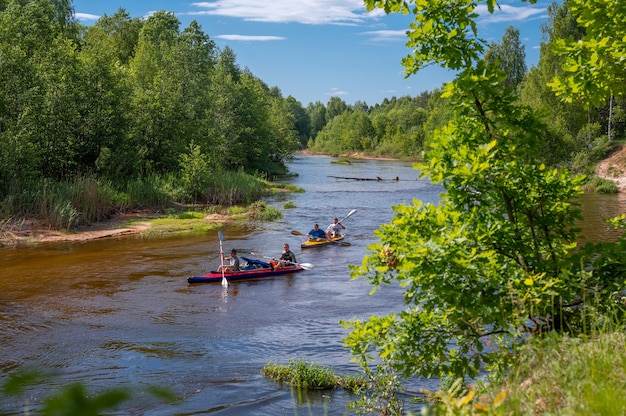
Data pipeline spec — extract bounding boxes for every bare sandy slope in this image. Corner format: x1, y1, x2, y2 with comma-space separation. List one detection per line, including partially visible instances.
596, 145, 626, 192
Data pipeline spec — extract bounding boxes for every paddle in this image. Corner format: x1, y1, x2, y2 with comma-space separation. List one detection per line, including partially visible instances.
218, 231, 228, 287
250, 252, 313, 271
338, 209, 357, 224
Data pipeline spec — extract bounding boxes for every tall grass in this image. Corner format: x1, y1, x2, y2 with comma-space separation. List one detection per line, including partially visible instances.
204, 170, 269, 205
585, 176, 619, 194
248, 201, 283, 221
0, 169, 285, 231
0, 176, 120, 230
471, 332, 626, 415
421, 299, 626, 415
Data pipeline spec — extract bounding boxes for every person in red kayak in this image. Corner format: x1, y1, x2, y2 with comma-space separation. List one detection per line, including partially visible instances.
217, 248, 240, 273
271, 243, 297, 269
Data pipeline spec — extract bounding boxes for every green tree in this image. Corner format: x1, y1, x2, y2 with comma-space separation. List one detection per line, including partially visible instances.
344, 1, 626, 405
285, 95, 310, 147
307, 101, 327, 139
484, 26, 526, 90
76, 22, 131, 178
265, 90, 301, 173
179, 141, 214, 203
207, 46, 246, 170
207, 51, 298, 175
325, 96, 349, 122
93, 8, 143, 66
369, 95, 429, 158
549, 0, 626, 107
0, 0, 84, 180
521, 0, 626, 168
172, 20, 218, 163
127, 11, 188, 174
0, 0, 46, 187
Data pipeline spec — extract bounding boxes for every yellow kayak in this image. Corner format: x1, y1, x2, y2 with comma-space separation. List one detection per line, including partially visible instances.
301, 234, 345, 249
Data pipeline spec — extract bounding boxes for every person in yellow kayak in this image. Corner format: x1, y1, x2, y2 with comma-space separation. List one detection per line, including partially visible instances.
325, 218, 345, 239
307, 224, 327, 240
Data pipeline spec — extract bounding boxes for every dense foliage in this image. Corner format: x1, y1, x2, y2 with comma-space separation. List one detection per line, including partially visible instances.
341, 0, 626, 414
0, 1, 304, 219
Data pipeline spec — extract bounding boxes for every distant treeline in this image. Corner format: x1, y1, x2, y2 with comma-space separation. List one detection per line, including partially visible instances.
305, 3, 624, 173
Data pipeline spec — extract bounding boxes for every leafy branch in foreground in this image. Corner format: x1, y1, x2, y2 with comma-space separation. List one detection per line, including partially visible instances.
1, 371, 178, 415
343, 2, 626, 414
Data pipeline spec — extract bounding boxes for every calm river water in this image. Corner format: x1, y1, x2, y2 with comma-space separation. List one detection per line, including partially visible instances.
1, 154, 624, 415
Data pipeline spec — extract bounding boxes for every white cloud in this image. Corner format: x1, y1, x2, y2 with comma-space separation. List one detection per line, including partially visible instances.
475, 4, 546, 24
215, 34, 286, 41
360, 29, 406, 42
188, 0, 377, 25
326, 88, 348, 97
74, 13, 100, 22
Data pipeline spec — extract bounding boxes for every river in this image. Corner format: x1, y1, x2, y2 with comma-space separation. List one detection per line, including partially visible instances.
0, 154, 624, 415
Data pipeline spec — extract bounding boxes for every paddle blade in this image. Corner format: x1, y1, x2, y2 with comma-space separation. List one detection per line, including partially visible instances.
218, 231, 224, 241
299, 263, 313, 270
338, 241, 351, 246
221, 276, 228, 287
291, 230, 304, 236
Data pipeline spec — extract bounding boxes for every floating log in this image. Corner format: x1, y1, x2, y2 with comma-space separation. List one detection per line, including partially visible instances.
328, 176, 400, 181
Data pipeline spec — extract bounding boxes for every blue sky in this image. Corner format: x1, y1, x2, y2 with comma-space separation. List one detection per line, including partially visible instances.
73, 0, 552, 107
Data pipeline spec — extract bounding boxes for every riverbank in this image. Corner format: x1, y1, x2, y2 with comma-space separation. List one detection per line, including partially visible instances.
0, 210, 233, 247
2, 147, 626, 247
298, 149, 408, 162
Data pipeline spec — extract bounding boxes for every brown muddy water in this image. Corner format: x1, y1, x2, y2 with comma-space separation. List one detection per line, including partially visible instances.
1, 154, 624, 415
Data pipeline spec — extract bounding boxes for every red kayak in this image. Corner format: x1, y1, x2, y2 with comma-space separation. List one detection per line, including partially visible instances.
188, 256, 306, 284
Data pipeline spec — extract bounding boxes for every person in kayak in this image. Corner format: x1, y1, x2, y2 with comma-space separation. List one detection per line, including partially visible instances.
271, 243, 297, 269
325, 218, 345, 239
218, 248, 240, 273
307, 224, 326, 240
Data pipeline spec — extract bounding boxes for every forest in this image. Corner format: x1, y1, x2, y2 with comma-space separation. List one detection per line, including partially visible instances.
0, 0, 623, 230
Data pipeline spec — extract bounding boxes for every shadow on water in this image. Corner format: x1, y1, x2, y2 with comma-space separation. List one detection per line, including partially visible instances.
0, 154, 624, 415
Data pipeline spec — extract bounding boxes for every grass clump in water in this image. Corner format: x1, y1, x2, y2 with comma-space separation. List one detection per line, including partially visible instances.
263, 359, 363, 392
